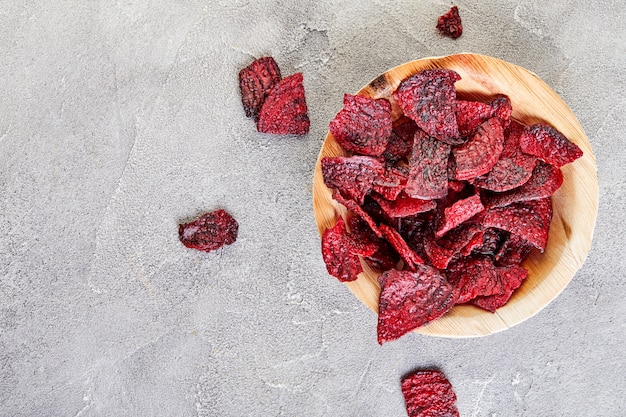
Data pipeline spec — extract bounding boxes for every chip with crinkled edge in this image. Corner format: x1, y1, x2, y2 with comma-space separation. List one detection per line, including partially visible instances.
239, 56, 282, 119
519, 123, 583, 167
257, 72, 310, 135
452, 117, 505, 180
401, 369, 459, 417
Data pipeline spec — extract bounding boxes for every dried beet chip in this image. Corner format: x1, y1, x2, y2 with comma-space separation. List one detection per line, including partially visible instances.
372, 192, 437, 219
484, 160, 564, 208
455, 100, 494, 137
257, 72, 310, 135
460, 229, 487, 257
332, 190, 383, 238
321, 217, 363, 282
380, 224, 425, 271
329, 94, 393, 156
491, 95, 513, 129
452, 117, 505, 180
239, 56, 282, 119
435, 194, 484, 238
402, 370, 459, 417
466, 228, 507, 256
372, 165, 408, 201
350, 216, 400, 271
471, 264, 528, 312
321, 156, 384, 205
436, 5, 463, 39
483, 198, 553, 251
519, 123, 583, 167
346, 216, 381, 257
179, 209, 239, 253
447, 255, 501, 304
393, 69, 462, 144
406, 130, 451, 199
383, 120, 418, 164
377, 267, 457, 344
495, 233, 534, 266
423, 223, 482, 269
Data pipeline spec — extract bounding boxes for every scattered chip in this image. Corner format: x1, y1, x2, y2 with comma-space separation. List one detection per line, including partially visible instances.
519, 123, 583, 167
239, 57, 282, 119
329, 94, 393, 156
435, 193, 484, 238
257, 72, 310, 135
483, 198, 553, 251
179, 209, 239, 252
452, 117, 505, 180
377, 267, 457, 344
402, 370, 459, 417
406, 130, 451, 199
436, 5, 463, 39
321, 156, 384, 205
393, 69, 462, 144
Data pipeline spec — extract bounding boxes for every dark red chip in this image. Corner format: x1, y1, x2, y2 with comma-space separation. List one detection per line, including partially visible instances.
519, 123, 583, 167
435, 193, 484, 238
402, 370, 459, 417
406, 129, 451, 199
452, 117, 505, 180
423, 223, 482, 269
483, 198, 553, 251
474, 121, 538, 192
257, 72, 310, 135
393, 69, 462, 144
377, 266, 457, 344
436, 6, 463, 39
380, 224, 425, 271
455, 95, 512, 138
239, 56, 282, 119
321, 156, 384, 205
329, 94, 393, 156
332, 190, 383, 238
491, 96, 513, 129
372, 192, 437, 219
484, 160, 564, 208
471, 264, 528, 312
383, 120, 418, 164
179, 209, 239, 253
495, 233, 534, 266
321, 217, 363, 282
447, 255, 502, 304
372, 166, 408, 201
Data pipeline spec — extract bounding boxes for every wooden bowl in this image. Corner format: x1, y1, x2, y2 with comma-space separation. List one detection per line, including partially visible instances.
312, 53, 598, 338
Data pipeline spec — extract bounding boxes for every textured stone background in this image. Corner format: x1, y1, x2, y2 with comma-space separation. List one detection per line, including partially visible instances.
1, 1, 624, 416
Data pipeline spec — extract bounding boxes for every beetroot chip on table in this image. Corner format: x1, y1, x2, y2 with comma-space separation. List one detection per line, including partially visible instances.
519, 123, 583, 167
406, 130, 451, 199
483, 198, 553, 251
321, 217, 364, 282
321, 156, 384, 204
402, 369, 459, 417
329, 94, 393, 156
484, 160, 564, 208
257, 72, 310, 135
179, 209, 239, 253
472, 264, 528, 312
436, 5, 463, 40
377, 267, 457, 344
452, 117, 505, 180
393, 69, 462, 144
238, 56, 282, 119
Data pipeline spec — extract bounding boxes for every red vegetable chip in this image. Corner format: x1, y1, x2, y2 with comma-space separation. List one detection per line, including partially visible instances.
453, 117, 505, 180
257, 72, 310, 135
238, 56, 282, 119
483, 198, 553, 251
332, 190, 383, 238
393, 69, 462, 144
329, 94, 393, 156
472, 264, 528, 312
383, 120, 418, 164
455, 100, 494, 137
435, 193, 484, 238
380, 224, 425, 271
406, 130, 452, 199
372, 192, 437, 219
464, 228, 507, 257
519, 123, 583, 167
321, 156, 384, 205
321, 217, 363, 282
484, 160, 564, 208
495, 233, 534, 266
179, 209, 239, 253
447, 255, 502, 304
491, 95, 513, 129
377, 266, 457, 344
474, 121, 538, 192
423, 223, 482, 269
402, 370, 459, 417
436, 6, 463, 39
372, 165, 408, 201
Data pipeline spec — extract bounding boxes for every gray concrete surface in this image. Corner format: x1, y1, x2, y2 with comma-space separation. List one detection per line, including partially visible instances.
1, 1, 624, 416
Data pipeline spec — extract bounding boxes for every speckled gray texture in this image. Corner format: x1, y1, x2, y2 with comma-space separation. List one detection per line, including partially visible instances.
0, 1, 624, 416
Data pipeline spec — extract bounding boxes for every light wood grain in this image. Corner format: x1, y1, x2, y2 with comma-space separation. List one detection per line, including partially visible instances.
312, 54, 598, 338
